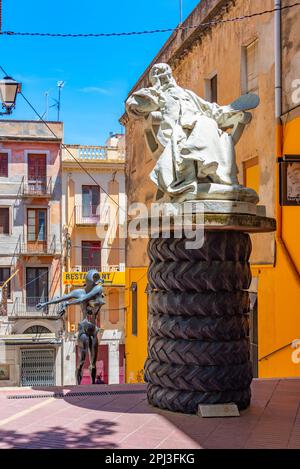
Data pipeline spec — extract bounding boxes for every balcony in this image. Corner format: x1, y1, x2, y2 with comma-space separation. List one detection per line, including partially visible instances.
18, 235, 60, 256
20, 176, 53, 198
9, 297, 61, 319
62, 144, 125, 162
75, 205, 100, 226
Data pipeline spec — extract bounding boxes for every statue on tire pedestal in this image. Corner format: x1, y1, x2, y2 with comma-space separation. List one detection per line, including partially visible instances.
125, 63, 273, 414
36, 269, 105, 385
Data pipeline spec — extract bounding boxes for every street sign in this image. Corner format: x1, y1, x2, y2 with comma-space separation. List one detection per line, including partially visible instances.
63, 271, 125, 286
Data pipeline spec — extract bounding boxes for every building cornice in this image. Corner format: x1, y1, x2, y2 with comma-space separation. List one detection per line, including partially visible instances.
0, 137, 61, 143
62, 161, 125, 171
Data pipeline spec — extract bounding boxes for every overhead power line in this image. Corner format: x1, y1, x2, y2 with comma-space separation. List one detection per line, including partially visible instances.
0, 2, 299, 38
0, 64, 123, 213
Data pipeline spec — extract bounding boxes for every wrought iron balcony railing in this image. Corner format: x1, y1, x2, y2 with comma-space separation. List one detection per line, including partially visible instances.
9, 297, 60, 318
21, 176, 53, 197
18, 235, 60, 256
75, 205, 100, 225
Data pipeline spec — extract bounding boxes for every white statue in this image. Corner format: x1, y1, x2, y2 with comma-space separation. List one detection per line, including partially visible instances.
126, 63, 259, 204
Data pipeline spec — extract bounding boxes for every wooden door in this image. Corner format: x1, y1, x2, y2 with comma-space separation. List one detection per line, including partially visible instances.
28, 154, 46, 193
81, 241, 101, 271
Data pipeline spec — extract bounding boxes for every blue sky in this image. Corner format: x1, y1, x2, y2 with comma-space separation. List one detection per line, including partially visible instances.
0, 0, 200, 145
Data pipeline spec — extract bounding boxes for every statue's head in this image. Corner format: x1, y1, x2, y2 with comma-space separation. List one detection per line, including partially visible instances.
149, 63, 176, 88
85, 269, 104, 293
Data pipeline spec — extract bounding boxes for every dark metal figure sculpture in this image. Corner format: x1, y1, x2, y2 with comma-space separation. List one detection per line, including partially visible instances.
36, 269, 105, 385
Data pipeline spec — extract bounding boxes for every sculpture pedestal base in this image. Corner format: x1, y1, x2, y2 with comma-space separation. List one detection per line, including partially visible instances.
144, 213, 276, 414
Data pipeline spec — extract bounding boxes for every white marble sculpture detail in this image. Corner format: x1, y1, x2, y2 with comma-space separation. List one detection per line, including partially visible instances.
126, 63, 259, 203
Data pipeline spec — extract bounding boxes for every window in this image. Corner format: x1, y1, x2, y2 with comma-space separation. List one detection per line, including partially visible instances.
82, 241, 101, 270
26, 267, 48, 310
82, 186, 100, 217
0, 267, 11, 298
27, 154, 47, 193
0, 153, 8, 177
210, 75, 218, 103
243, 157, 259, 195
28, 154, 46, 180
205, 74, 218, 103
0, 208, 9, 235
242, 40, 259, 94
27, 208, 47, 243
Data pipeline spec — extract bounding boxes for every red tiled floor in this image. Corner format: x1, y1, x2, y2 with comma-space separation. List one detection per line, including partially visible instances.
0, 379, 300, 449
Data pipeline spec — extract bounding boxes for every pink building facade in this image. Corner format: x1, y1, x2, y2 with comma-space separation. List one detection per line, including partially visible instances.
0, 120, 74, 387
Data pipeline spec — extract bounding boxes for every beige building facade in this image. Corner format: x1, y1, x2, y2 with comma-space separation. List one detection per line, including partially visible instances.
62, 134, 126, 384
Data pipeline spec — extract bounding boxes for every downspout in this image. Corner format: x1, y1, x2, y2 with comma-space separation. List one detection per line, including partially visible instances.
274, 0, 282, 122
275, 0, 283, 236
274, 0, 300, 280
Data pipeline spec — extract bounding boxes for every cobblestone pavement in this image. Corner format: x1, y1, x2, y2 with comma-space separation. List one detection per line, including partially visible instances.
0, 379, 299, 449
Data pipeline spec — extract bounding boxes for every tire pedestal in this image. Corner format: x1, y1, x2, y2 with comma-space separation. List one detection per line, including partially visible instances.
144, 213, 276, 414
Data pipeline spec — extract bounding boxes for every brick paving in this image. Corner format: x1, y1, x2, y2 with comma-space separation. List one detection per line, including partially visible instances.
0, 379, 300, 449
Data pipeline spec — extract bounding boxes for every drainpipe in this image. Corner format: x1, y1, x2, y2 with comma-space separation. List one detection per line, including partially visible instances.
275, 0, 283, 236
274, 0, 282, 121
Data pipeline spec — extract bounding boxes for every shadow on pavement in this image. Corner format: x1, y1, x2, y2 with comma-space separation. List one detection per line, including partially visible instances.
0, 417, 118, 449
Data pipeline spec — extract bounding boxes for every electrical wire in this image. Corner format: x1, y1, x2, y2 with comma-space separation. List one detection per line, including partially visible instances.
2, 1, 298, 210
23, 268, 49, 288
0, 65, 124, 214
4, 2, 294, 300
0, 2, 299, 38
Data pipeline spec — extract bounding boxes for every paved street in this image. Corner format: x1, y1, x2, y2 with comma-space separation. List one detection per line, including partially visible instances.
0, 379, 299, 449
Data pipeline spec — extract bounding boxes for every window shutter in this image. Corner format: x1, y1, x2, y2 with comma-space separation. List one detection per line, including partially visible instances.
0, 154, 8, 177
0, 208, 9, 234
246, 40, 259, 93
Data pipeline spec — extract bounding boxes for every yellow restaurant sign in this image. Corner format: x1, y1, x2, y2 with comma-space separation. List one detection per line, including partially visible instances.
63, 271, 125, 286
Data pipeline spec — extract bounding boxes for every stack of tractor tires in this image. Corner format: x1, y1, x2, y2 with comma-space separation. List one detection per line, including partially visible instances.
145, 231, 253, 414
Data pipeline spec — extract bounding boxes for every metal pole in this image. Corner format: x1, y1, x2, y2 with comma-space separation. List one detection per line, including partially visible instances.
45, 91, 49, 121
179, 0, 183, 24
0, 0, 2, 33
57, 86, 61, 121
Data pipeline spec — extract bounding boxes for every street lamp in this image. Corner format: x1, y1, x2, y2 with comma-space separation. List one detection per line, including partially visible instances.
0, 76, 20, 115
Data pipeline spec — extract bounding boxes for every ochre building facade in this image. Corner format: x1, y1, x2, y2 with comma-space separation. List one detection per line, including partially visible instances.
121, 0, 300, 381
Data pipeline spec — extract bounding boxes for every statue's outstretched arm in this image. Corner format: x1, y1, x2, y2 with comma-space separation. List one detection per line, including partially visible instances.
36, 290, 83, 311
64, 286, 103, 307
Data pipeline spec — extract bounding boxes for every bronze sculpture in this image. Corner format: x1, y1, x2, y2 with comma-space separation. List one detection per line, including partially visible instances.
36, 269, 105, 385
